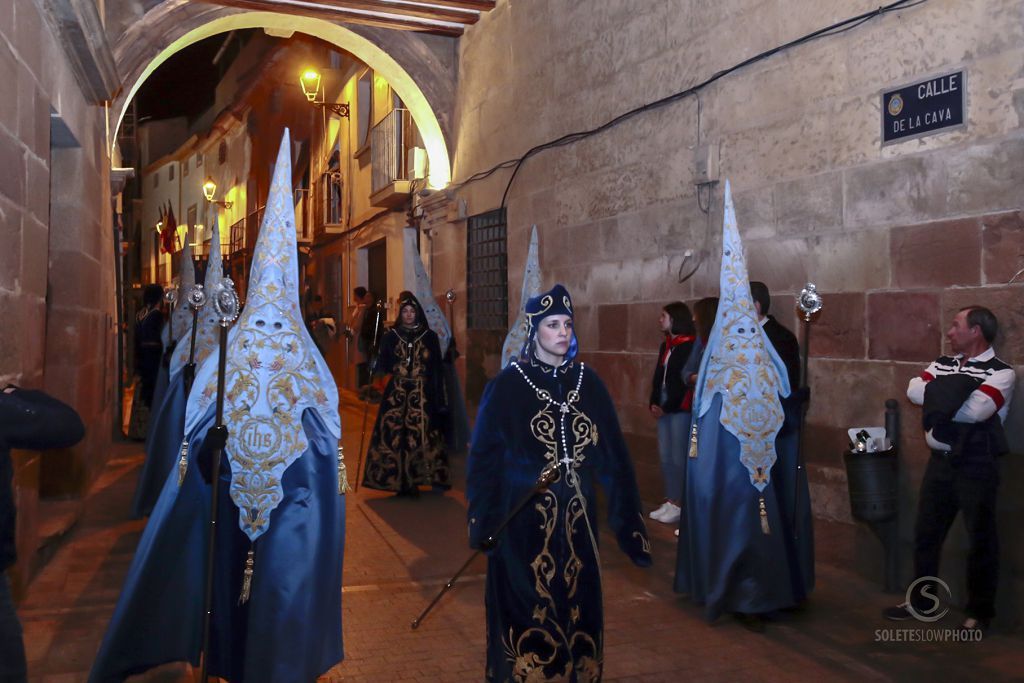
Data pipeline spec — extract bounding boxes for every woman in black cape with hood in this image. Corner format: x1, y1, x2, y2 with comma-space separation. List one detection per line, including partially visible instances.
362, 293, 450, 495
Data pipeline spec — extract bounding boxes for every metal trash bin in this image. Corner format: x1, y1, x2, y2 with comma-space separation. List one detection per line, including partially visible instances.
843, 447, 898, 523
842, 399, 901, 592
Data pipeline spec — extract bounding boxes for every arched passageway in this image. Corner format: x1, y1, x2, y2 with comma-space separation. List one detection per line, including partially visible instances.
110, 7, 454, 188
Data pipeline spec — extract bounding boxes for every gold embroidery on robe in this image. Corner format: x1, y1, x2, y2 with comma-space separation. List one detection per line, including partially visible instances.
501, 367, 603, 682
362, 331, 448, 490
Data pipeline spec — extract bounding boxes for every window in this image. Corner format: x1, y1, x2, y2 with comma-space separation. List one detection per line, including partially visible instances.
183, 157, 189, 177
153, 173, 159, 188
187, 205, 197, 252
320, 171, 343, 225
218, 140, 228, 165
168, 164, 175, 181
356, 69, 373, 150
466, 208, 508, 330
196, 153, 203, 167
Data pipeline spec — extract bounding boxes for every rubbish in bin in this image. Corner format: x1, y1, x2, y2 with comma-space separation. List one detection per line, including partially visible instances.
846, 426, 886, 452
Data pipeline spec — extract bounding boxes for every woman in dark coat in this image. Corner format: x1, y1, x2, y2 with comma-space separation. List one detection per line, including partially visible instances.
467, 284, 651, 682
647, 301, 695, 526
362, 294, 450, 494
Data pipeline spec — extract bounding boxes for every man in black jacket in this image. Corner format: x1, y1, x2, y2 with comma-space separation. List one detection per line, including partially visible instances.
749, 281, 800, 389
1, 386, 84, 682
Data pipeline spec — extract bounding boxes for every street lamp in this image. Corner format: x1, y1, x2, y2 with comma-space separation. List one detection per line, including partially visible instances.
202, 177, 233, 209
299, 68, 350, 118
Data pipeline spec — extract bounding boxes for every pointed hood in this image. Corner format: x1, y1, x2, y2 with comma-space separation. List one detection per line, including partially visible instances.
169, 239, 197, 342
403, 233, 451, 354
185, 129, 340, 543
501, 225, 541, 368
694, 180, 790, 493
169, 208, 223, 377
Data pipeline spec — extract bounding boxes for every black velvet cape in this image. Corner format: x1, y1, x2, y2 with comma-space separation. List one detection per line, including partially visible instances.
467, 358, 651, 682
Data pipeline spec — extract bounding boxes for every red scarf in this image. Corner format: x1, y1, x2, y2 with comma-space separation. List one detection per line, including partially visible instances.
661, 333, 695, 411
660, 333, 694, 366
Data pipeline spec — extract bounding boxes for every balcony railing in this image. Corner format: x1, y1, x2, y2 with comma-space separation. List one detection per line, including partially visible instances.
371, 108, 411, 194
227, 206, 263, 299
313, 171, 344, 237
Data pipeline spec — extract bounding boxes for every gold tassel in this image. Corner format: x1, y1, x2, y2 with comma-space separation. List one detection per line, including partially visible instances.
759, 496, 771, 535
177, 440, 189, 486
238, 548, 255, 604
688, 425, 699, 458
337, 444, 351, 495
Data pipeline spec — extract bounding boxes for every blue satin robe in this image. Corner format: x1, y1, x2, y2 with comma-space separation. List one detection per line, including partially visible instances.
674, 393, 814, 620
148, 362, 170, 433
90, 410, 345, 683
132, 370, 185, 518
467, 360, 651, 682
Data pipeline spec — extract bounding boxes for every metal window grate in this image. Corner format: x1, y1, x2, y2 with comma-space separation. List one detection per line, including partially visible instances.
466, 209, 508, 330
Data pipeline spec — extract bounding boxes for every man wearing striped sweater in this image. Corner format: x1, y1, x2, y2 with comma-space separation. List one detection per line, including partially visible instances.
885, 306, 1015, 633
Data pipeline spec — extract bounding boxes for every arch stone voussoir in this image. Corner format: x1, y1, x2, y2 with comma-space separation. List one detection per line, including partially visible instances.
110, 1, 455, 186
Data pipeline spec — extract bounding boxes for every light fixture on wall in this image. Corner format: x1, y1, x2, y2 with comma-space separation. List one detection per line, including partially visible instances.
299, 69, 350, 118
202, 177, 233, 209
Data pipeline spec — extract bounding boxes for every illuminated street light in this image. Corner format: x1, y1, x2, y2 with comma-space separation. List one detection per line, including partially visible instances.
202, 177, 232, 209
300, 69, 321, 102
299, 68, 350, 118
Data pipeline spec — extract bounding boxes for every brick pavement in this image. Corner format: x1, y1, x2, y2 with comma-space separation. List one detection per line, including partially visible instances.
16, 394, 1024, 682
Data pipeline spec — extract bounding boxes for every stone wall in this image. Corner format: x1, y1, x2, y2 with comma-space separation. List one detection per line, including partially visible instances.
0, 0, 116, 594
445, 0, 1024, 625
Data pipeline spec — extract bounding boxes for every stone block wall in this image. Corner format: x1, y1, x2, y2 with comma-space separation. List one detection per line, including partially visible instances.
447, 0, 1024, 624
0, 0, 116, 595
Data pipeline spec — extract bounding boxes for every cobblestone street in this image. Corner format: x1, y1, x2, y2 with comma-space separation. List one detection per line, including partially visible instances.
17, 394, 1024, 682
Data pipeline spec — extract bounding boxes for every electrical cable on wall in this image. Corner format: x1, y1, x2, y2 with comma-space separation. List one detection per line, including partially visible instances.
446, 0, 927, 212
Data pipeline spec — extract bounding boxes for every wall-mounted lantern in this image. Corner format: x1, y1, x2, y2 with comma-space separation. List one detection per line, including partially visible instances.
202, 177, 233, 209
299, 68, 350, 118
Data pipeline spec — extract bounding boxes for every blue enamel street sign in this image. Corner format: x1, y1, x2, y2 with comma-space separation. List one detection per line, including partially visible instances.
882, 70, 966, 144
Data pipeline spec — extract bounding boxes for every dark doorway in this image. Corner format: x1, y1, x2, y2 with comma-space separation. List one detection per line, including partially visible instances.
366, 239, 387, 308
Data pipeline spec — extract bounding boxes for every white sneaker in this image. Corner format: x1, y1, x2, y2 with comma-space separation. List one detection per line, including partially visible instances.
649, 501, 671, 521
658, 502, 681, 525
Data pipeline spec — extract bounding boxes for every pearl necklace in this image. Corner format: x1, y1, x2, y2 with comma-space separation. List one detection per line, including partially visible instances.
396, 327, 428, 368
512, 360, 584, 471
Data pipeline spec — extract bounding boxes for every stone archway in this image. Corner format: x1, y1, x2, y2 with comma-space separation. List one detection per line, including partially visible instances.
110, 3, 455, 188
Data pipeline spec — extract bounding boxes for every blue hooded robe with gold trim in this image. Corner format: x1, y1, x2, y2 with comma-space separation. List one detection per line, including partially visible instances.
674, 181, 814, 620
90, 130, 345, 683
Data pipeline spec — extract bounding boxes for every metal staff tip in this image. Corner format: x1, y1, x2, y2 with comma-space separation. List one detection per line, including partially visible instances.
187, 284, 208, 310
797, 282, 823, 321
212, 278, 240, 326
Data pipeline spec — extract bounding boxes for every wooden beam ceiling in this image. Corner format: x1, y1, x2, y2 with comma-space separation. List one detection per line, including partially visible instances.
404, 0, 495, 9
200, 0, 493, 36
313, 1, 480, 25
